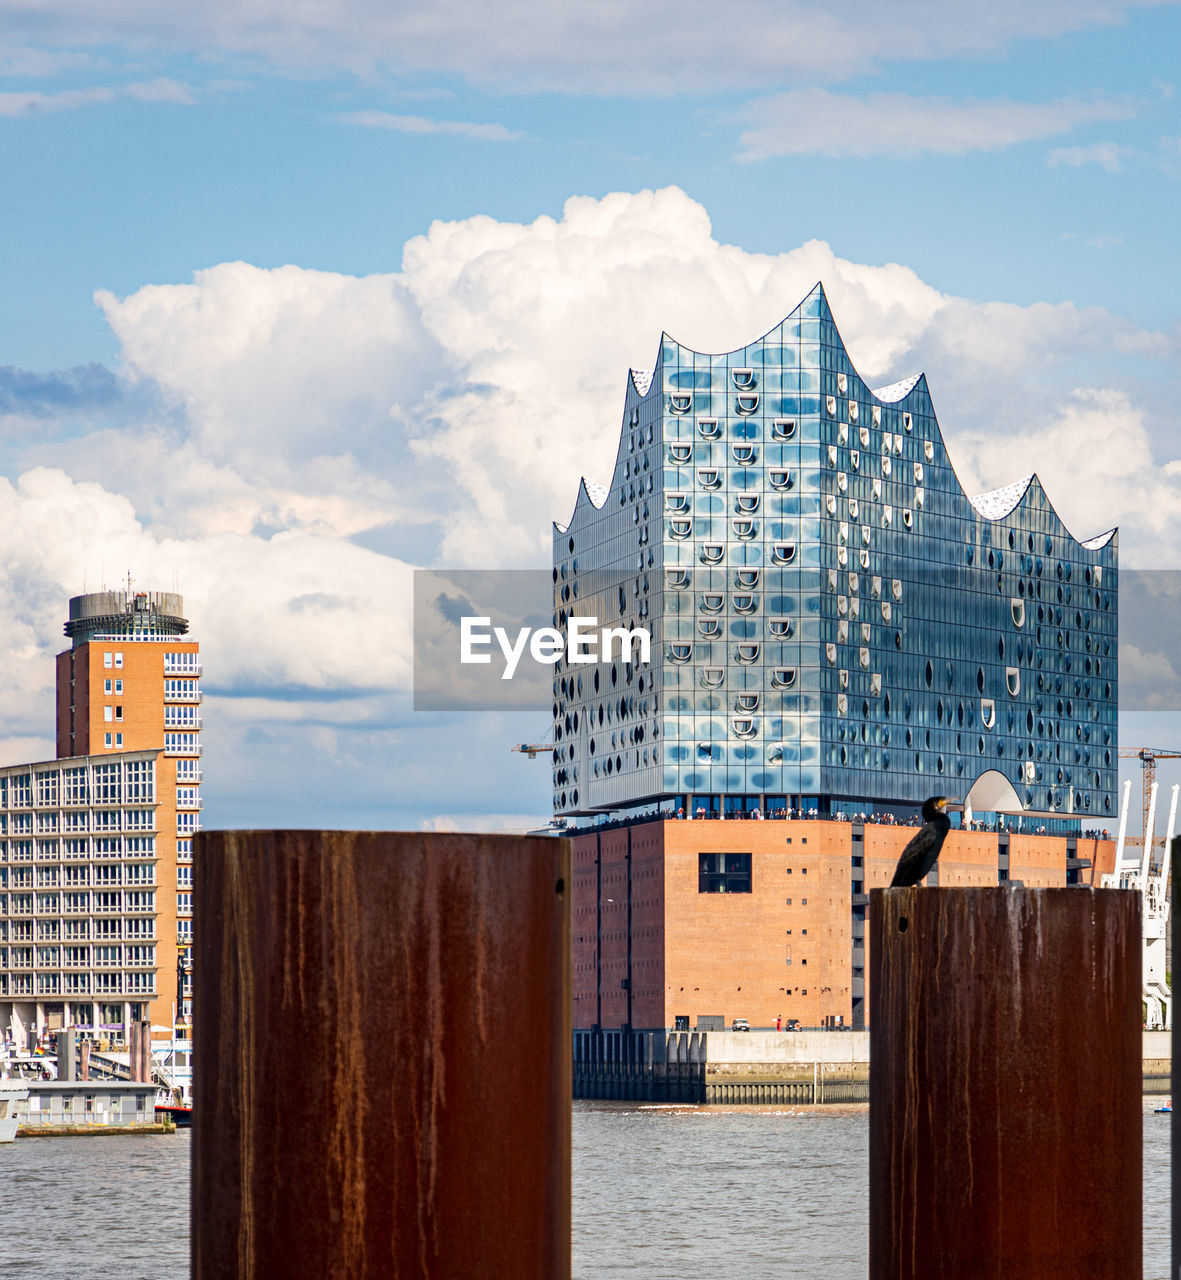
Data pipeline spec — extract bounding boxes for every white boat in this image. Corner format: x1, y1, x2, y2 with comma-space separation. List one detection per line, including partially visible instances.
0, 1079, 30, 1142
153, 1038, 193, 1126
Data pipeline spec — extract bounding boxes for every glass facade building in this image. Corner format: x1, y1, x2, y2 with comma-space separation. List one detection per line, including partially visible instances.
552, 285, 1117, 824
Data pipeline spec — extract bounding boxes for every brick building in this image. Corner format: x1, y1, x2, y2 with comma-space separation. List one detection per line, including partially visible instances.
0, 589, 201, 1044
572, 818, 1117, 1032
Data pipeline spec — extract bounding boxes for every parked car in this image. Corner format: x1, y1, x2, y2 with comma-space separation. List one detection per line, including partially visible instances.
731, 1018, 750, 1032
785, 1018, 801, 1031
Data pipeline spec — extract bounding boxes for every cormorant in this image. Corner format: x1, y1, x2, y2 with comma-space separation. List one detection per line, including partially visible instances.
889, 796, 952, 887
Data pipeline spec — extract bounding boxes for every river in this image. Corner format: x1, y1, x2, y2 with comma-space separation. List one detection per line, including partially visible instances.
0, 1100, 1169, 1278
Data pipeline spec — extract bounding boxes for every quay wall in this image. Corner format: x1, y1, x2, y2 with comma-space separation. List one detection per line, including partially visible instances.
574, 1030, 1171, 1104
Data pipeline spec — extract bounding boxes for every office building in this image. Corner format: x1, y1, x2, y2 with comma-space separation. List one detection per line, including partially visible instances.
0, 589, 201, 1042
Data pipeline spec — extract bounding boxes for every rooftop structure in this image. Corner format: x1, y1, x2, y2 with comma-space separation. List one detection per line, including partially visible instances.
552, 284, 1117, 826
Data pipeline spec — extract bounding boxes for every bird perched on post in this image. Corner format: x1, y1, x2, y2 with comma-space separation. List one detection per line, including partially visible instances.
889, 796, 952, 887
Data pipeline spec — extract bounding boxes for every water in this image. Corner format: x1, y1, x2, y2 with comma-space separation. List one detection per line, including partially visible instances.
573, 1099, 1172, 1279
0, 1130, 191, 1280
0, 1104, 1169, 1277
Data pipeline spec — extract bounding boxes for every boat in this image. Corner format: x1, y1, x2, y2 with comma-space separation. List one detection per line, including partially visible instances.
153, 1038, 193, 1127
1154, 1098, 1172, 1114
0, 1078, 30, 1142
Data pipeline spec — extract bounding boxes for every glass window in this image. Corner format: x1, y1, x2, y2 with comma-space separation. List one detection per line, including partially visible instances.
698, 852, 752, 894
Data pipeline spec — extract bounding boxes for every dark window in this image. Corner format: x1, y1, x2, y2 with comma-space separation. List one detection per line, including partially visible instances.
699, 852, 752, 894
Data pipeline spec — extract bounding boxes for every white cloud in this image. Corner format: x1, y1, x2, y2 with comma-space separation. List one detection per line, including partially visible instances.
1047, 140, 1125, 170
79, 186, 1173, 576
338, 110, 522, 142
0, 466, 418, 730
0, 0, 1166, 94
5, 185, 1179, 825
951, 388, 1181, 559
736, 90, 1136, 161
0, 78, 194, 116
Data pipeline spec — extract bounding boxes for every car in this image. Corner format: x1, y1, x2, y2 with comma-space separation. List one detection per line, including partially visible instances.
731, 1018, 750, 1032
785, 1018, 801, 1032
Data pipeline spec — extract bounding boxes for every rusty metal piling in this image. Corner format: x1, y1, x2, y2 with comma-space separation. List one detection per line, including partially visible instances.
193, 830, 571, 1280
870, 887, 1141, 1280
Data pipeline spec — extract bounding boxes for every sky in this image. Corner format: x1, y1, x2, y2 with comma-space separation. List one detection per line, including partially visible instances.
0, 0, 1179, 833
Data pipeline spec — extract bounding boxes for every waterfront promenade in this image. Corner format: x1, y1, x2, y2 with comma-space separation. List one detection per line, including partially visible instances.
575, 1027, 1172, 1103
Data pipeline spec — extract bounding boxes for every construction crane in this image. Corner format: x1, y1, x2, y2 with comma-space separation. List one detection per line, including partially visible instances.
1103, 771, 1178, 1030
512, 734, 554, 760
1117, 747, 1181, 849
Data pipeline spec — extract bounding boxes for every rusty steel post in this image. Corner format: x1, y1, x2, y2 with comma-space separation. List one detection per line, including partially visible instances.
193, 831, 571, 1280
870, 887, 1141, 1280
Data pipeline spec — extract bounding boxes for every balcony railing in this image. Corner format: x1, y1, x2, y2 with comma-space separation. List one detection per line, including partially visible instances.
164, 744, 203, 757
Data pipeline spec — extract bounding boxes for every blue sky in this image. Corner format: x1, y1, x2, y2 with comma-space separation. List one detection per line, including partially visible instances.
0, 0, 1179, 830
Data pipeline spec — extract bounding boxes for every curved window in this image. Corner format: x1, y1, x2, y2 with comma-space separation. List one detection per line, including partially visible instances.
699, 593, 724, 612
850, 450, 860, 470
732, 518, 756, 539
1006, 667, 1021, 696
668, 643, 692, 663
826, 396, 837, 417
735, 494, 759, 514
669, 443, 693, 463
735, 693, 760, 712
872, 405, 882, 426
914, 463, 924, 483
825, 495, 838, 515
701, 667, 724, 688
735, 643, 760, 663
769, 470, 793, 490
732, 444, 757, 465
1011, 598, 1026, 628
735, 393, 759, 415
768, 617, 793, 638
701, 543, 724, 564
697, 417, 720, 439
698, 468, 721, 489
837, 472, 848, 492
665, 568, 689, 588
666, 492, 689, 514
736, 570, 760, 589
669, 518, 692, 538
732, 368, 755, 390
697, 619, 722, 638
771, 418, 796, 440
732, 717, 756, 738
771, 669, 797, 689
903, 413, 913, 432
859, 425, 870, 447
733, 595, 757, 614
981, 698, 996, 729
849, 400, 859, 421
772, 543, 796, 564
924, 440, 934, 461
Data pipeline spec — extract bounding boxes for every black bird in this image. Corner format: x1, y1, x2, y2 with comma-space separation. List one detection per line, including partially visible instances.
889, 796, 952, 887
